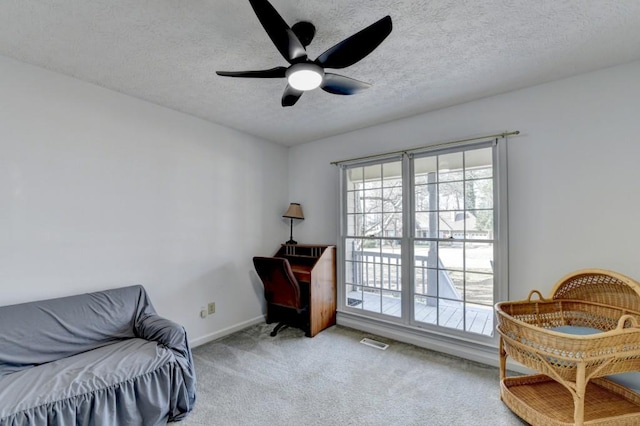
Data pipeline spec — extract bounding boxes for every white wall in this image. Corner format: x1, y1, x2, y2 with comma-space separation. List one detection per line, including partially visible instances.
0, 55, 289, 345
289, 59, 640, 301
3, 52, 640, 356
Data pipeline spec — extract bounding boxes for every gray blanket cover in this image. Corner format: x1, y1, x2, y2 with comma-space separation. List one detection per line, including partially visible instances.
0, 285, 196, 425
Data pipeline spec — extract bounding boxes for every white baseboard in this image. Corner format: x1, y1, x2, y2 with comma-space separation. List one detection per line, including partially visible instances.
188, 312, 532, 375
337, 312, 531, 374
189, 315, 266, 348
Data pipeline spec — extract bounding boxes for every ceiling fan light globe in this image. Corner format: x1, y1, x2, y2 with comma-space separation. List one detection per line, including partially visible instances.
286, 63, 324, 91
289, 70, 322, 90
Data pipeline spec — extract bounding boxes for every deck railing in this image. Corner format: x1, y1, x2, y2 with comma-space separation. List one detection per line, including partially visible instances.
349, 250, 460, 300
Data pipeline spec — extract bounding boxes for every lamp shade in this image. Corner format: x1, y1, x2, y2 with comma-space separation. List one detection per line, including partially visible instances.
283, 203, 304, 220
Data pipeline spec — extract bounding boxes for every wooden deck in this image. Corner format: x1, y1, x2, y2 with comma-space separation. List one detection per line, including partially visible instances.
346, 291, 494, 336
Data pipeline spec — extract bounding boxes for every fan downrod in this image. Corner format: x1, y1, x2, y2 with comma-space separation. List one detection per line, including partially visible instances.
291, 21, 315, 47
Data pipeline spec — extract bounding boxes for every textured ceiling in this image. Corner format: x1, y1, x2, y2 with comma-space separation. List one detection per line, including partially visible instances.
1, 1, 640, 146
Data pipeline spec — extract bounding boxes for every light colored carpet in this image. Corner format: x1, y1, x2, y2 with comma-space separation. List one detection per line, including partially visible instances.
176, 323, 525, 425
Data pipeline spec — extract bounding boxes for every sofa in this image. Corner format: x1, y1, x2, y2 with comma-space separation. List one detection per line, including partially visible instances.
0, 285, 196, 425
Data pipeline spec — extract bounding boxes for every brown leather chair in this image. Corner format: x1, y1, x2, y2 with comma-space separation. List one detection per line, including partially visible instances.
253, 256, 309, 336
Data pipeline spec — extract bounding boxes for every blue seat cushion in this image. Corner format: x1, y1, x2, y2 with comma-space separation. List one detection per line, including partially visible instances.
550, 325, 640, 392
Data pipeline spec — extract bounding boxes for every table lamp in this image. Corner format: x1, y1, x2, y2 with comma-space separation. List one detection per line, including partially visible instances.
283, 203, 304, 244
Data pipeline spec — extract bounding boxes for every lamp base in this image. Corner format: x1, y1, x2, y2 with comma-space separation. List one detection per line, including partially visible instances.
286, 217, 298, 245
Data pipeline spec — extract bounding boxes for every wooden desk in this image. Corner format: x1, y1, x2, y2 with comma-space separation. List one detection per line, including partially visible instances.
274, 244, 336, 337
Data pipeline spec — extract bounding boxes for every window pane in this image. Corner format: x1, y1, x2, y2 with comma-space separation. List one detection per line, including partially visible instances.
346, 167, 364, 189
463, 211, 481, 238
382, 290, 402, 317
380, 244, 402, 291
465, 148, 493, 179
361, 289, 381, 313
346, 189, 364, 219
465, 178, 493, 210
363, 164, 382, 188
439, 211, 465, 239
414, 212, 429, 237
414, 266, 430, 296
345, 235, 402, 317
346, 213, 361, 236
415, 240, 437, 266
346, 190, 356, 214
439, 239, 464, 271
414, 241, 438, 300
465, 303, 494, 335
344, 260, 358, 285
382, 162, 402, 183
415, 297, 438, 325
414, 156, 437, 185
439, 299, 464, 330
442, 210, 468, 239
415, 183, 436, 211
364, 189, 382, 213
346, 287, 364, 308
465, 272, 494, 305
345, 238, 365, 261
466, 210, 492, 238
438, 181, 464, 211
382, 175, 402, 189
442, 269, 464, 299
439, 152, 463, 182
362, 214, 382, 237
344, 239, 365, 294
383, 187, 402, 212
382, 212, 403, 237
465, 242, 493, 274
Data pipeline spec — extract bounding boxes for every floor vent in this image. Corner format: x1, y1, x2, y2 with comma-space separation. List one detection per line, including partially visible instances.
360, 338, 389, 350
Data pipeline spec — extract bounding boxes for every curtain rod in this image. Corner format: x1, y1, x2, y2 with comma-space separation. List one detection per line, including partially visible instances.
330, 130, 520, 166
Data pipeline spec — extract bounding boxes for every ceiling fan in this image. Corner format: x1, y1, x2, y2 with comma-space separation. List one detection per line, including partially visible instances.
216, 0, 392, 107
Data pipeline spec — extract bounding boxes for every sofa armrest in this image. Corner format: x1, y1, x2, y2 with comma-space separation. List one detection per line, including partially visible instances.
135, 314, 190, 358
134, 314, 197, 412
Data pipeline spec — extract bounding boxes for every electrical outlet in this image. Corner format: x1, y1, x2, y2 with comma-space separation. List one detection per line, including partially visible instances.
208, 302, 215, 315
200, 307, 207, 318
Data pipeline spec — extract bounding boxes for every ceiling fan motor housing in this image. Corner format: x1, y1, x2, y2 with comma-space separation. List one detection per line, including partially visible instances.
291, 21, 315, 47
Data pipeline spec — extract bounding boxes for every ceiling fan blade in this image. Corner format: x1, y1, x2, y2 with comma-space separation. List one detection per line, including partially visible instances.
216, 67, 287, 78
285, 29, 307, 61
282, 85, 303, 107
321, 73, 371, 95
315, 15, 392, 69
248, 0, 307, 63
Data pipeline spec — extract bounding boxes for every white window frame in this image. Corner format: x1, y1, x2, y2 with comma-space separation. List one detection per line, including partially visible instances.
337, 138, 508, 347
